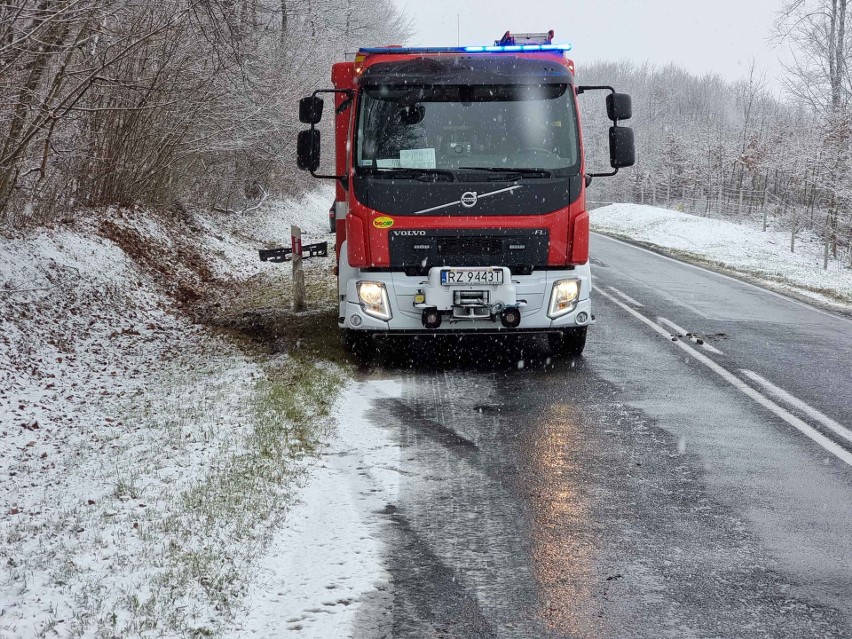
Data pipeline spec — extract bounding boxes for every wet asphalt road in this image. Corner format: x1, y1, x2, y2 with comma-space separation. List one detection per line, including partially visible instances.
350, 233, 852, 638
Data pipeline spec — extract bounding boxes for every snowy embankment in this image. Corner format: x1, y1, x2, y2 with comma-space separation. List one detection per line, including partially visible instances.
591, 203, 852, 311
238, 380, 402, 638
0, 186, 346, 637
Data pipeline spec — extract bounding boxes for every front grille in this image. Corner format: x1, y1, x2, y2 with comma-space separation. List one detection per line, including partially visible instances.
389, 228, 549, 275
438, 237, 503, 257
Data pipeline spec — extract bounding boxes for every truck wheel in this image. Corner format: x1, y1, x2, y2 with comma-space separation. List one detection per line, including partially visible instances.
342, 329, 373, 362
548, 327, 587, 357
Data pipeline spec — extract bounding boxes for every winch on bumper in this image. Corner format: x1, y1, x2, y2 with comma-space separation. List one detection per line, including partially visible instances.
413, 266, 522, 328
340, 264, 594, 334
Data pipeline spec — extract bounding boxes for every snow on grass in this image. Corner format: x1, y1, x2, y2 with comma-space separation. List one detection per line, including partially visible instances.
0, 187, 347, 637
236, 379, 403, 638
591, 203, 852, 308
198, 185, 335, 280
0, 225, 262, 637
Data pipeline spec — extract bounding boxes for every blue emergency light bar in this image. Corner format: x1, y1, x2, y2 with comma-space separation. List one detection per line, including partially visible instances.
466, 43, 572, 53
359, 43, 572, 55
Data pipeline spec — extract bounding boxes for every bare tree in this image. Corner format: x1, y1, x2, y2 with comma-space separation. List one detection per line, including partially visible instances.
774, 0, 851, 262
0, 0, 411, 228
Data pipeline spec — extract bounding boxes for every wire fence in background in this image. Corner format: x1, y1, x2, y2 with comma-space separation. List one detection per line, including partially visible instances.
589, 185, 852, 271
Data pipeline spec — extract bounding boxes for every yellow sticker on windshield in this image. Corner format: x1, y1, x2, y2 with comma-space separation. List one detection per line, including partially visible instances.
373, 216, 394, 229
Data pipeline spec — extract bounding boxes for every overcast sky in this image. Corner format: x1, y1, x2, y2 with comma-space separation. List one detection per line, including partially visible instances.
394, 0, 787, 93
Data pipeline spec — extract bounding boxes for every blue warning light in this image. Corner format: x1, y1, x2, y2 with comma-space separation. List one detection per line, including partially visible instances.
464, 43, 572, 53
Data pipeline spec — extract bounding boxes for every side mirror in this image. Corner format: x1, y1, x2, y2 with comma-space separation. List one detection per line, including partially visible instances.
297, 129, 320, 171
299, 96, 324, 124
609, 126, 635, 168
606, 93, 632, 121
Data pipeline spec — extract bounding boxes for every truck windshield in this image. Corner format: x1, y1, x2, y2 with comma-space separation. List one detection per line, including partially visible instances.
355, 83, 580, 176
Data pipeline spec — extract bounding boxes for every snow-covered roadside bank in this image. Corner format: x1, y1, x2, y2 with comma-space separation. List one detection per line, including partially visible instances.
591, 204, 852, 312
0, 187, 350, 637
237, 380, 402, 638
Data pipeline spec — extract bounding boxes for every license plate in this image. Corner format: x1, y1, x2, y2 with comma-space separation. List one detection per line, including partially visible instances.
440, 268, 504, 285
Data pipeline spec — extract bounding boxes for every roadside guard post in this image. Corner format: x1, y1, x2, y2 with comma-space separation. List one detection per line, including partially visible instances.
257, 229, 329, 311
292, 225, 305, 311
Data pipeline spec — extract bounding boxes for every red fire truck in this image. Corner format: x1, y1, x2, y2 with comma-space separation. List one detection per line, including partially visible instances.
296, 30, 634, 357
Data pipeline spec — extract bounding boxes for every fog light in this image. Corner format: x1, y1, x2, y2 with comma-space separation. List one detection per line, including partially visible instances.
357, 281, 391, 320
576, 312, 589, 325
548, 279, 580, 318
350, 314, 362, 327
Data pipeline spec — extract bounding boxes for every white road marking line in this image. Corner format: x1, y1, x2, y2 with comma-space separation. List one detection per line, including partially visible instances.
602, 269, 717, 319
607, 286, 643, 307
592, 232, 852, 326
657, 316, 725, 355
740, 370, 852, 445
657, 316, 689, 335
698, 341, 724, 355
595, 286, 852, 467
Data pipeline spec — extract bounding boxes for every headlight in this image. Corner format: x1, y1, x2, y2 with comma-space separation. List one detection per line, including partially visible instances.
548, 279, 580, 318
357, 281, 392, 320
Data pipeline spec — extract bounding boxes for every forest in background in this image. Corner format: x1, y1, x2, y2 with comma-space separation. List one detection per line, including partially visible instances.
582, 0, 851, 268
1, 0, 849, 269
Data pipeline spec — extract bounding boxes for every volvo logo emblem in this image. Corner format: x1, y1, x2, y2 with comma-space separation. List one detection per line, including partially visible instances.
460, 191, 478, 208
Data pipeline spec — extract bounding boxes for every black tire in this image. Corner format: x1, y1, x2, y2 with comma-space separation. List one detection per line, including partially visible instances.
548, 327, 587, 357
342, 329, 373, 362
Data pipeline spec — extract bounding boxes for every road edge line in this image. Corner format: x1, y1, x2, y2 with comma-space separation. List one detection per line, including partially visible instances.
594, 286, 852, 467
741, 369, 852, 445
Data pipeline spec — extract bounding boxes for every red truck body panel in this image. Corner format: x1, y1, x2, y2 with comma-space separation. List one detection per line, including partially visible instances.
330, 50, 590, 269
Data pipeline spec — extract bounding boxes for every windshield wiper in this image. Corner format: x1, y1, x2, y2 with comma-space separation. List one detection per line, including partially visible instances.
361, 167, 455, 182
457, 167, 552, 180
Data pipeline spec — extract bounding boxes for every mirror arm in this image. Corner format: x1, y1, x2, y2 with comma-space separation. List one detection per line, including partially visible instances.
308, 174, 349, 190
309, 169, 348, 182
588, 169, 619, 178
310, 88, 354, 115
576, 84, 615, 96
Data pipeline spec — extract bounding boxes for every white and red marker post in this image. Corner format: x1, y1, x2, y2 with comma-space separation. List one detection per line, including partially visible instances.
291, 225, 306, 311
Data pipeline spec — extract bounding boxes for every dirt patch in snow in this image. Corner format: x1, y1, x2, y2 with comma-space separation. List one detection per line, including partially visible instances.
206, 255, 343, 364
98, 212, 218, 307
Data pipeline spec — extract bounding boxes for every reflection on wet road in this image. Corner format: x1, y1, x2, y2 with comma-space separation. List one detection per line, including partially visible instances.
348, 241, 852, 638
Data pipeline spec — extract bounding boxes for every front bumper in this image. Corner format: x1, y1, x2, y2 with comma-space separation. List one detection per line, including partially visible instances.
339, 264, 593, 334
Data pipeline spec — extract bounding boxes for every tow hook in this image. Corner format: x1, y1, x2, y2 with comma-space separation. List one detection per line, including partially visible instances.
500, 306, 521, 328
422, 307, 442, 329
